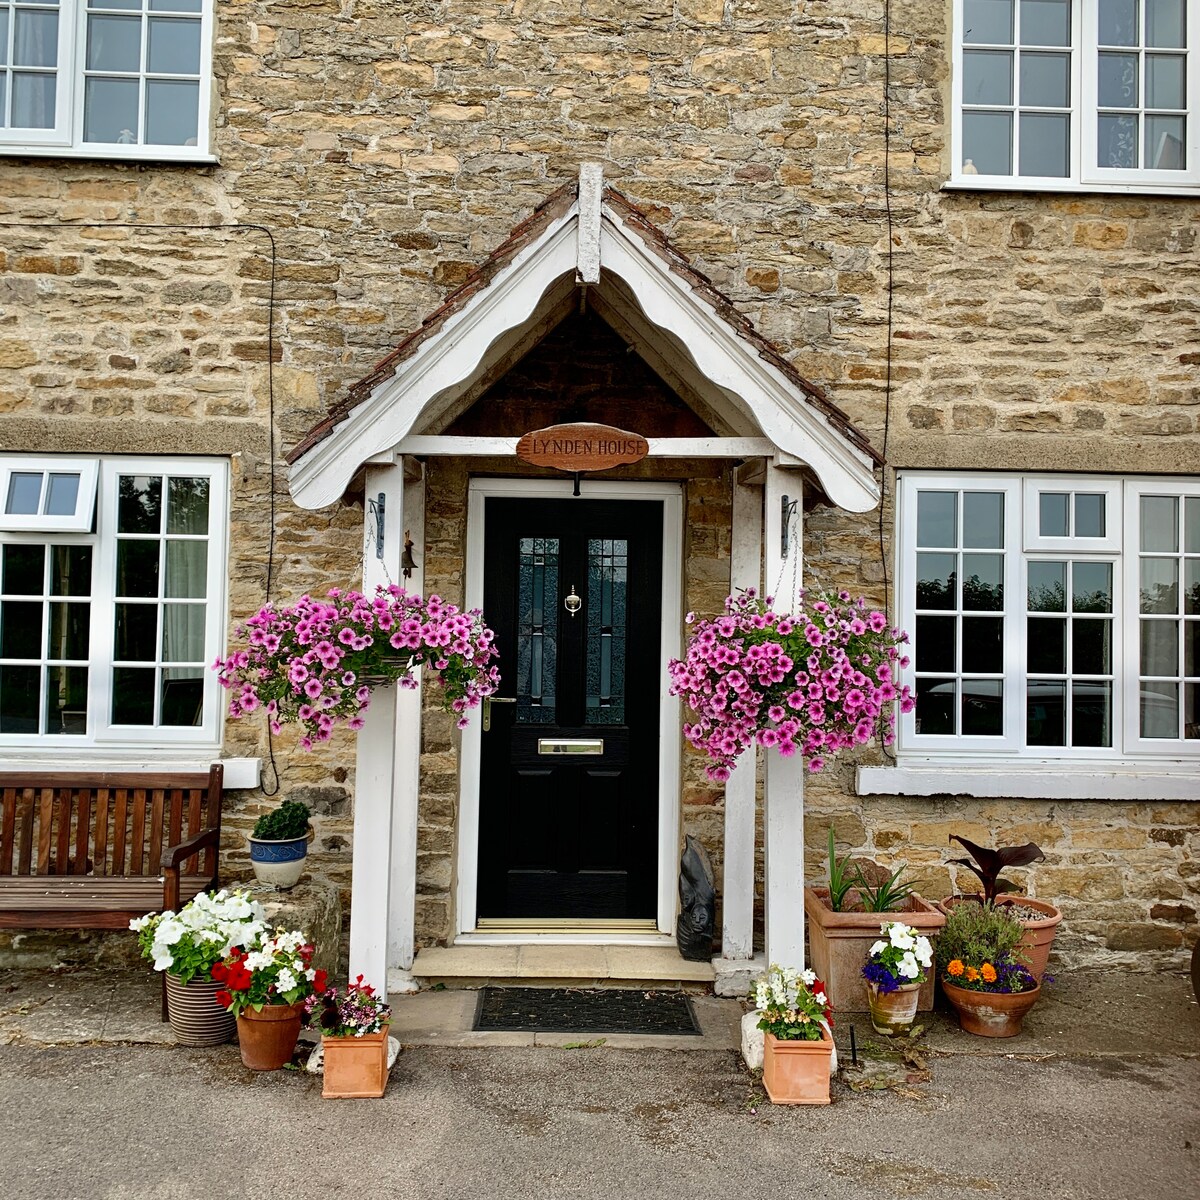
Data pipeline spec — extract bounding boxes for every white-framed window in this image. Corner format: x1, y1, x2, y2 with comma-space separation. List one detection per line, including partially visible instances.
0, 455, 229, 749
897, 472, 1200, 764
0, 1, 214, 162
952, 0, 1199, 194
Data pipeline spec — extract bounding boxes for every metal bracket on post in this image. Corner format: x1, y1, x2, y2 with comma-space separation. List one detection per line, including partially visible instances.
367, 493, 386, 559
780, 494, 798, 558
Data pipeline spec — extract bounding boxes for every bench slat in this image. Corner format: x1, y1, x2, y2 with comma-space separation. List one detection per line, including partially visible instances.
0, 788, 15, 874
74, 787, 92, 874
129, 788, 147, 876
37, 789, 53, 874
112, 788, 128, 876
93, 789, 110, 878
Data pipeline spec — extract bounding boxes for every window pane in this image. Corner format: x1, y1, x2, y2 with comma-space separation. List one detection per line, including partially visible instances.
963, 553, 1003, 610
46, 665, 88, 735
915, 677, 956, 735
0, 666, 39, 733
915, 615, 956, 671
161, 668, 203, 726
51, 545, 92, 597
1141, 495, 1179, 551
13, 8, 57, 67
87, 15, 142, 72
1141, 619, 1179, 675
965, 0, 1015, 43
1146, 54, 1185, 109
1072, 562, 1112, 613
1074, 493, 1105, 537
916, 552, 957, 608
1140, 558, 1178, 613
1, 600, 42, 657
83, 77, 139, 144
1146, 115, 1186, 168
1098, 113, 1139, 166
6, 472, 42, 515
916, 491, 957, 547
1028, 616, 1066, 672
1039, 492, 1068, 536
1141, 680, 1178, 737
115, 602, 157, 661
1073, 617, 1112, 674
1020, 0, 1070, 45
1185, 620, 1200, 673
962, 680, 1004, 735
1027, 679, 1066, 745
165, 476, 209, 534
112, 666, 155, 725
0, 12, 7, 66
161, 603, 205, 661
1186, 682, 1199, 740
963, 492, 1004, 548
1020, 52, 1069, 106
1187, 498, 1200, 552
144, 79, 199, 145
3, 544, 45, 594
963, 616, 1004, 672
150, 0, 203, 10
1185, 561, 1200, 615
1146, 0, 1186, 48
165, 540, 206, 598
0, 77, 6, 121
147, 18, 200, 73
1073, 681, 1112, 746
1099, 0, 1139, 45
1020, 113, 1070, 176
963, 110, 1014, 173
49, 601, 90, 660
1028, 560, 1067, 611
96, 1, 147, 10
116, 540, 159, 597
964, 49, 1014, 104
44, 472, 80, 516
117, 475, 162, 534
11, 72, 56, 128
1098, 53, 1139, 107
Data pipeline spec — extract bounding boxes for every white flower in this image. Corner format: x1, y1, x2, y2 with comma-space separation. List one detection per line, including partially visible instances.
277, 968, 297, 993
869, 940, 886, 956
152, 952, 174, 971
800, 968, 816, 987
244, 950, 272, 972
305, 968, 316, 982
898, 952, 919, 979
156, 919, 184, 946
814, 991, 827, 1006
129, 916, 151, 932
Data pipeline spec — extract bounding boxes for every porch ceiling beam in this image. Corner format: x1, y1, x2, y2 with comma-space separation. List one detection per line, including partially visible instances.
391, 436, 777, 458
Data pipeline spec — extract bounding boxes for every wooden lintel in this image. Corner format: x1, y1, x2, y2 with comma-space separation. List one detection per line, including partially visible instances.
736, 459, 767, 487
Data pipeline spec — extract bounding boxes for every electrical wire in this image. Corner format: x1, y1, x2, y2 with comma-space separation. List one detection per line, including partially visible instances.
878, 0, 895, 619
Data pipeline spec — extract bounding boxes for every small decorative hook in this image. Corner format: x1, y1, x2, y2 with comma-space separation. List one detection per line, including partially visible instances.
564, 585, 582, 618
401, 530, 418, 578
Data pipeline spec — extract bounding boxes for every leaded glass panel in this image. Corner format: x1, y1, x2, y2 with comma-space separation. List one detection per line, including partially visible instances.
586, 538, 627, 724
516, 537, 558, 724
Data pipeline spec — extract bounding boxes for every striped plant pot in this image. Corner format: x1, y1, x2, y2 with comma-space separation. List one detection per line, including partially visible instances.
164, 973, 235, 1047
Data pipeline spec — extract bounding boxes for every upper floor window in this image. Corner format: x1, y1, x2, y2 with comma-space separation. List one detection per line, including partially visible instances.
0, 1, 213, 161
897, 472, 1200, 765
953, 0, 1199, 193
0, 456, 229, 750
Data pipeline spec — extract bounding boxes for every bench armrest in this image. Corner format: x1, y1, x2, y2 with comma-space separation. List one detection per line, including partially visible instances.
159, 827, 220, 910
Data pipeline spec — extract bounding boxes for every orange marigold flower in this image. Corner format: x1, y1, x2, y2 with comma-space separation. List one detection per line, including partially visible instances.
965, 966, 980, 983
981, 962, 998, 983
947, 959, 965, 977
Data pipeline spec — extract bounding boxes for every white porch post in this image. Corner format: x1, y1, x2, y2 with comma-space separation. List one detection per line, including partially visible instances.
719, 471, 763, 963
763, 465, 806, 970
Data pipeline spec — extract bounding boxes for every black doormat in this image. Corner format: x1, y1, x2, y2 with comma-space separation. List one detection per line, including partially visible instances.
473, 987, 701, 1036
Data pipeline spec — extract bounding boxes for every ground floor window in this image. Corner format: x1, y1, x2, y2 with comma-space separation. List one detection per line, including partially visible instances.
897, 472, 1199, 763
0, 455, 228, 749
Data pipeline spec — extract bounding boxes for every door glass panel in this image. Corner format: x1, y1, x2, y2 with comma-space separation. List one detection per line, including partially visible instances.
1028, 616, 1066, 672
1021, 0, 1070, 45
117, 475, 162, 533
165, 539, 206, 597
1141, 619, 1179, 676
166, 477, 209, 534
1141, 495, 1178, 551
1099, 0, 1138, 46
963, 492, 1004, 548
516, 537, 558, 724
1141, 680, 1178, 738
915, 615, 956, 671
1073, 618, 1113, 674
962, 616, 1003, 672
116, 539, 159, 597
587, 539, 627, 725
114, 602, 156, 661
916, 552, 956, 608
161, 603, 205, 662
49, 601, 89, 660
1146, 0, 1185, 48
1039, 492, 1069, 536
963, 111, 1014, 173
1140, 558, 1178, 613
916, 492, 957, 547
1019, 112, 1070, 176
965, 0, 1014, 44
1072, 561, 1112, 612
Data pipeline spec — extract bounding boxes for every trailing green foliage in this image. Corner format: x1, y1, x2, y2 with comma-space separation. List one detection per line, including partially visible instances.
252, 800, 311, 841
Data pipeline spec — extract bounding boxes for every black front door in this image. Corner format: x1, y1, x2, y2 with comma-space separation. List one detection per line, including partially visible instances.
478, 497, 663, 921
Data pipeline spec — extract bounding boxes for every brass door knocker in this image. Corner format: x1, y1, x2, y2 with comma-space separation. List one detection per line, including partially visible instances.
563, 586, 582, 618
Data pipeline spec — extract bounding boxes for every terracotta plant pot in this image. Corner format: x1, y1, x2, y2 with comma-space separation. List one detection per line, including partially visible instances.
762, 1029, 833, 1106
236, 1002, 305, 1070
941, 978, 1041, 1038
866, 980, 921, 1036
804, 887, 946, 1012
164, 973, 235, 1047
937, 895, 1062, 981
322, 1024, 391, 1099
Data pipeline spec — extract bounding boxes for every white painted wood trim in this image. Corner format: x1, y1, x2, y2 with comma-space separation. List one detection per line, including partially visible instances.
857, 766, 1200, 801
0, 755, 260, 788
395, 436, 775, 458
456, 477, 685, 940
720, 476, 762, 962
576, 163, 602, 285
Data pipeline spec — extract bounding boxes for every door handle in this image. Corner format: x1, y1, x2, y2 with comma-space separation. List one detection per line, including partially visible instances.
482, 695, 516, 732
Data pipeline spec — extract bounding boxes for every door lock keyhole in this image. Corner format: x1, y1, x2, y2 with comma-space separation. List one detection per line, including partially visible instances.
564, 585, 582, 618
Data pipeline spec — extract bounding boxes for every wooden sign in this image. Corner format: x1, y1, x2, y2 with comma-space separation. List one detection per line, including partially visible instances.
516, 423, 649, 473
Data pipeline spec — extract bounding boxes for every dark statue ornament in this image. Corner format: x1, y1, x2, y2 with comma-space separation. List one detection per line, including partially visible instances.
676, 834, 716, 962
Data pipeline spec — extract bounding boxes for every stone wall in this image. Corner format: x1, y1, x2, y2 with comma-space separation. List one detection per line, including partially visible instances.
1, 0, 1196, 968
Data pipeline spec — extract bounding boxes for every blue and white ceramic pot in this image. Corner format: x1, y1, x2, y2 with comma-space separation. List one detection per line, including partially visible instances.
248, 832, 309, 889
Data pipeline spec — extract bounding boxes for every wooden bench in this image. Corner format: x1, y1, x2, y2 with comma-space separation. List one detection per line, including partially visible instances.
0, 764, 224, 931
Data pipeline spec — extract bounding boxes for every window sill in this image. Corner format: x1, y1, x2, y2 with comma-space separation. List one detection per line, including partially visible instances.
0, 753, 260, 790
857, 764, 1199, 802
943, 178, 1200, 199
0, 146, 218, 166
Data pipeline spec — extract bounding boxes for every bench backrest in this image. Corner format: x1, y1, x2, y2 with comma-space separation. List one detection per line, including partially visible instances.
0, 766, 222, 881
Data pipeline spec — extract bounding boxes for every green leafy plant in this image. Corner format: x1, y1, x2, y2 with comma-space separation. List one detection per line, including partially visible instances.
948, 835, 1045, 903
854, 861, 919, 913
935, 902, 1036, 993
252, 799, 311, 841
129, 889, 266, 983
825, 827, 858, 912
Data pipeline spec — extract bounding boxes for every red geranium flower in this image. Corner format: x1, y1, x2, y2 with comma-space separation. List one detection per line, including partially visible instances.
227, 965, 253, 991
210, 961, 229, 982
214, 989, 233, 1010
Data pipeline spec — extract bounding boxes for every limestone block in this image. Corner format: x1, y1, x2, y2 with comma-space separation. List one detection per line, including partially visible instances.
251, 880, 342, 976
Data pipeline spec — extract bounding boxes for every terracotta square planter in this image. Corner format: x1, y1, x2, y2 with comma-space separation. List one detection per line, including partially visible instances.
322, 1024, 391, 1098
762, 1030, 833, 1105
804, 886, 946, 1013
